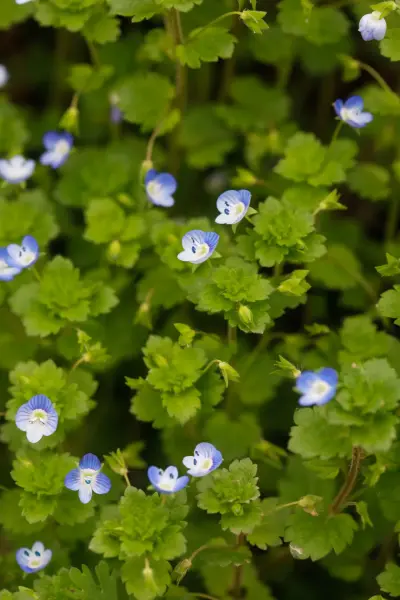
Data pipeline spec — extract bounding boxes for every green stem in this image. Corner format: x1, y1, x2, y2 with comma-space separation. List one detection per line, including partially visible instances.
385, 191, 399, 247
190, 11, 242, 39
85, 38, 101, 68
356, 60, 398, 99
330, 119, 344, 148
70, 355, 87, 372
230, 534, 245, 598
227, 325, 237, 349
329, 446, 363, 515
189, 594, 220, 600
200, 359, 220, 375
31, 266, 41, 282
172, 9, 187, 113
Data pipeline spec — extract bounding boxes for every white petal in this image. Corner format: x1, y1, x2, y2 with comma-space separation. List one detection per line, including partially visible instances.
26, 422, 45, 443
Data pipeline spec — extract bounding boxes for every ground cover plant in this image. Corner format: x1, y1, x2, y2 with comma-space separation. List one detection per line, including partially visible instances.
1, 0, 400, 599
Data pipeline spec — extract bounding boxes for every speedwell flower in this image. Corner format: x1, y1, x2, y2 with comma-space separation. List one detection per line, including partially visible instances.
64, 453, 111, 504
359, 12, 387, 41
0, 155, 35, 184
16, 542, 52, 573
333, 96, 373, 129
0, 65, 9, 88
148, 465, 189, 494
0, 248, 21, 281
215, 189, 251, 225
15, 394, 58, 443
6, 235, 39, 269
145, 169, 177, 207
177, 230, 219, 264
295, 367, 338, 407
40, 131, 73, 169
110, 93, 123, 123
183, 442, 223, 477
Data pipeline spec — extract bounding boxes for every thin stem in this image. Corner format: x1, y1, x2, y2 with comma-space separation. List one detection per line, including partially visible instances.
266, 500, 301, 514
230, 533, 245, 598
200, 359, 220, 376
329, 446, 363, 515
356, 60, 398, 99
31, 266, 41, 282
145, 116, 167, 163
70, 356, 87, 372
330, 119, 344, 147
191, 11, 242, 39
218, 10, 241, 102
189, 594, 220, 600
123, 471, 131, 487
385, 192, 399, 246
227, 325, 237, 349
172, 9, 187, 113
86, 38, 101, 67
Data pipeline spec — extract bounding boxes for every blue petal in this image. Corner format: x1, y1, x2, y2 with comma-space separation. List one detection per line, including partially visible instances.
238, 189, 251, 209
16, 548, 33, 573
318, 367, 338, 387
333, 99, 343, 117
316, 387, 336, 405
174, 475, 190, 492
22, 236, 39, 256
32, 541, 45, 555
92, 472, 112, 495
295, 371, 319, 393
15, 402, 31, 431
298, 394, 318, 407
155, 173, 177, 195
148, 466, 163, 487
79, 453, 101, 470
203, 232, 219, 253
195, 443, 223, 471
181, 229, 206, 250
145, 169, 157, 185
217, 190, 241, 212
164, 465, 179, 480
27, 394, 54, 413
348, 112, 373, 128
40, 151, 67, 169
43, 131, 60, 149
64, 468, 81, 491
344, 95, 364, 111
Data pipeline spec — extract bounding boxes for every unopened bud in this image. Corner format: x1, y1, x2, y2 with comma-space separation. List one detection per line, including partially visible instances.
174, 558, 192, 584
140, 160, 153, 184
231, 503, 244, 516
298, 495, 322, 516
154, 354, 168, 368
60, 105, 79, 133
238, 304, 253, 328
218, 361, 240, 387
108, 240, 121, 260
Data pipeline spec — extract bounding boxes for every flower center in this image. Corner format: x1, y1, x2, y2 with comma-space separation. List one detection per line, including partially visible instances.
200, 457, 212, 471
81, 469, 96, 486
340, 107, 360, 122
55, 140, 70, 156
147, 181, 163, 198
191, 243, 209, 257
310, 380, 330, 399
18, 246, 36, 266
30, 409, 47, 424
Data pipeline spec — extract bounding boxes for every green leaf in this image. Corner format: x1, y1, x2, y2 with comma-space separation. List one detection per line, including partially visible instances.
107, 0, 160, 21
377, 254, 400, 277
285, 511, 358, 560
115, 73, 174, 131
309, 244, 362, 290
378, 285, 400, 325
240, 10, 269, 34
174, 323, 196, 346
176, 27, 236, 69
68, 63, 114, 93
354, 501, 372, 529
381, 28, 400, 61
121, 557, 171, 600
85, 198, 125, 244
378, 563, 400, 596
278, 270, 310, 296
83, 12, 121, 44
347, 163, 390, 201
247, 498, 288, 549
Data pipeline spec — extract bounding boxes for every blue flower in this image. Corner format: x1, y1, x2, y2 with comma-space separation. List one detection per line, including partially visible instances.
295, 367, 338, 407
40, 131, 73, 169
15, 394, 58, 443
16, 0, 35, 4
0, 248, 22, 281
177, 230, 220, 264
182, 442, 223, 477
333, 96, 373, 129
0, 155, 35, 184
110, 93, 123, 123
145, 169, 177, 207
16, 541, 52, 574
65, 453, 111, 504
215, 189, 251, 225
359, 12, 387, 41
6, 235, 39, 269
0, 65, 9, 88
148, 465, 189, 494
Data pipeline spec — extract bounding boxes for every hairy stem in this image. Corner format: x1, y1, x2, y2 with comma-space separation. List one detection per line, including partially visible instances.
329, 446, 363, 514
230, 533, 245, 598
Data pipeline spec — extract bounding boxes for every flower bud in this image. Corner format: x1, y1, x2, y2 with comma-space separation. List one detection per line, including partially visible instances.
107, 240, 121, 260
238, 304, 253, 328
60, 105, 79, 134
218, 361, 240, 387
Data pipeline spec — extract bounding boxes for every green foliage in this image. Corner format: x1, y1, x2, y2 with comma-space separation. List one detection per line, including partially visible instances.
377, 563, 400, 596
177, 27, 236, 69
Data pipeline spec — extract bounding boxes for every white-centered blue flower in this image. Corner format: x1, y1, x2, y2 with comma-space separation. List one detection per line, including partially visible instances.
64, 453, 111, 504
0, 248, 21, 281
359, 12, 387, 41
215, 189, 251, 225
295, 367, 338, 407
145, 169, 177, 207
0, 155, 35, 184
148, 465, 189, 494
183, 442, 223, 477
40, 131, 73, 169
333, 96, 373, 129
15, 394, 58, 444
177, 230, 220, 264
6, 235, 39, 269
0, 65, 9, 88
16, 542, 52, 574
16, 0, 35, 4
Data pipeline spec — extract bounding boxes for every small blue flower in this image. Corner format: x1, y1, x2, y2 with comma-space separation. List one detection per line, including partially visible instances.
65, 453, 111, 504
16, 541, 52, 574
0, 65, 9, 88
182, 442, 223, 477
177, 230, 220, 264
16, 0, 35, 4
295, 367, 338, 407
6, 235, 39, 269
333, 96, 373, 129
0, 155, 35, 184
215, 189, 251, 225
15, 394, 58, 444
40, 131, 73, 169
145, 169, 177, 207
148, 465, 189, 494
110, 93, 123, 123
359, 12, 387, 41
0, 248, 22, 281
